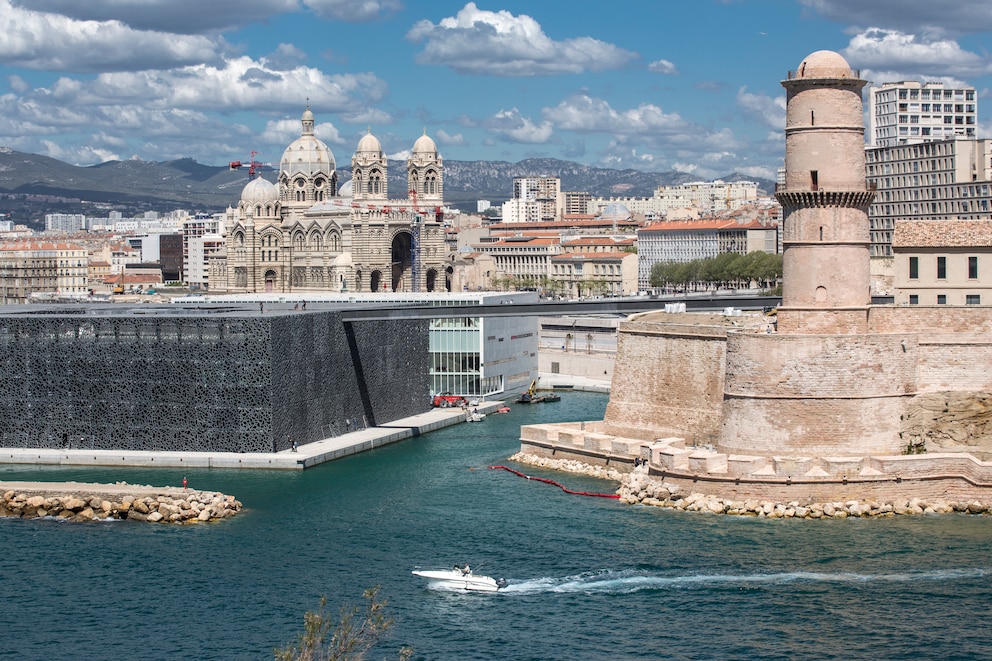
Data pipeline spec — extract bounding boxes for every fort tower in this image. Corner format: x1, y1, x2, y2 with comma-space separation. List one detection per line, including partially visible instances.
775, 50, 874, 334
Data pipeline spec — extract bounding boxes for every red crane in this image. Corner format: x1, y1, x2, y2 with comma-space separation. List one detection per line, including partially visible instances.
229, 150, 274, 180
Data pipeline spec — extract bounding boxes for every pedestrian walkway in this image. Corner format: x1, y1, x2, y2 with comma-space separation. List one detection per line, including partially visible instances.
0, 402, 504, 471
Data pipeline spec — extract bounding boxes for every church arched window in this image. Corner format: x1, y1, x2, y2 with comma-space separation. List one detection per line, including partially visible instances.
311, 232, 322, 250
256, 205, 262, 216
370, 170, 382, 194
294, 233, 305, 251
425, 171, 438, 195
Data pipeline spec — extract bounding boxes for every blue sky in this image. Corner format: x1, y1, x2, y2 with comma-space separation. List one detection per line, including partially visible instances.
1, 0, 991, 181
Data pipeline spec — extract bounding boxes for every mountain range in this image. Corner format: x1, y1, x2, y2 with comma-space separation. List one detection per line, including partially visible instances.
0, 146, 774, 228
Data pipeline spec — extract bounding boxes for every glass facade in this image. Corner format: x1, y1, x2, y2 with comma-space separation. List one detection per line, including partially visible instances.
429, 317, 503, 397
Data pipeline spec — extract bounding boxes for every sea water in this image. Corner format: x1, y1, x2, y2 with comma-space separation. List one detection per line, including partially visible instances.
1, 391, 991, 660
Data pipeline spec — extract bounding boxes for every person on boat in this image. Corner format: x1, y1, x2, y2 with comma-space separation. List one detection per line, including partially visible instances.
460, 564, 471, 576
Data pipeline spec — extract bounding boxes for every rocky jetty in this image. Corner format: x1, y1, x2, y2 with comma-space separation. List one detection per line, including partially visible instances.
0, 481, 242, 523
508, 451, 627, 482
511, 452, 992, 518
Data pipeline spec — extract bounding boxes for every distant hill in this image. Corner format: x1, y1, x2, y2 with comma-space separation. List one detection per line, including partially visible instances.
0, 147, 774, 227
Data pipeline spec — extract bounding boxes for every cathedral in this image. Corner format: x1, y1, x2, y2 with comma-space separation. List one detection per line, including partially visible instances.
212, 106, 450, 293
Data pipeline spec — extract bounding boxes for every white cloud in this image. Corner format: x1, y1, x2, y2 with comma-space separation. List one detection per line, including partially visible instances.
435, 129, 466, 146
406, 2, 637, 76
8, 75, 29, 93
843, 28, 992, 79
260, 116, 345, 148
543, 95, 690, 136
647, 59, 678, 75
736, 87, 786, 130
340, 108, 393, 125
0, 0, 226, 72
304, 0, 401, 22
486, 108, 553, 144
45, 57, 386, 113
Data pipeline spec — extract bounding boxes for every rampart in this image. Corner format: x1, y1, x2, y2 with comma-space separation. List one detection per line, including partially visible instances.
0, 309, 428, 453
603, 315, 728, 444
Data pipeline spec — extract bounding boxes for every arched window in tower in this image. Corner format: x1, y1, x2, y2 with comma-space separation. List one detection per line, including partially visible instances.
256, 205, 262, 217
311, 232, 322, 251
330, 233, 340, 251
294, 233, 305, 251
425, 171, 437, 195
410, 172, 419, 195
810, 170, 819, 191
370, 170, 381, 194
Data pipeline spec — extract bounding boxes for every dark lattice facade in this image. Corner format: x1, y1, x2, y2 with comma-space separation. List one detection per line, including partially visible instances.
0, 309, 428, 452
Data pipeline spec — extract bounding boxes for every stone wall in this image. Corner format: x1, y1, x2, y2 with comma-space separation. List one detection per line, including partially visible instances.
719, 331, 914, 455
868, 306, 992, 334
0, 310, 428, 452
603, 318, 727, 443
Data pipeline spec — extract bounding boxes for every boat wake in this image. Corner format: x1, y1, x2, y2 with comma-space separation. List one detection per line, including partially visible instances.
500, 567, 989, 595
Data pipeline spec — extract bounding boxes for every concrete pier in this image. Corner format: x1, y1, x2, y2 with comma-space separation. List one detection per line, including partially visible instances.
0, 402, 503, 471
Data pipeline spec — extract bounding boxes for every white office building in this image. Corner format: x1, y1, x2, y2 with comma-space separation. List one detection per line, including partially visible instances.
868, 81, 977, 148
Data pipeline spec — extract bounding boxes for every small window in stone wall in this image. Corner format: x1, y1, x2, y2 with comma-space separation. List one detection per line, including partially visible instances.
967, 294, 981, 305
909, 294, 919, 305
909, 256, 919, 279
551, 362, 560, 374
969, 256, 978, 279
937, 256, 946, 279
937, 294, 947, 305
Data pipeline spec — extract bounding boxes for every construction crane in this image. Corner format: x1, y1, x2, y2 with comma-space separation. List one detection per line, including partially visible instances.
229, 150, 274, 180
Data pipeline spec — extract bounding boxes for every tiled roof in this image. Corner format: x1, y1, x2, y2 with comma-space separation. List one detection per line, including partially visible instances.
892, 220, 992, 248
0, 241, 86, 251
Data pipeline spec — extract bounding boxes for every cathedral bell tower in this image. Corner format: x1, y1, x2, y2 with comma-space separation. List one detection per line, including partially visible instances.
775, 50, 875, 334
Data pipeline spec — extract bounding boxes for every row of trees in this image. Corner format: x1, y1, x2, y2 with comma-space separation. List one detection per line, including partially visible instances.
649, 251, 783, 293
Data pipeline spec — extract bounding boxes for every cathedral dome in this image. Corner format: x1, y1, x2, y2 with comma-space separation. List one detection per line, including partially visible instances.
241, 176, 278, 204
280, 106, 336, 178
412, 132, 437, 155
356, 130, 382, 154
794, 50, 855, 79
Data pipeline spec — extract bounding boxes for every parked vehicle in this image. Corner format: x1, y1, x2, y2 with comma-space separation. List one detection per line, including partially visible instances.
432, 394, 466, 408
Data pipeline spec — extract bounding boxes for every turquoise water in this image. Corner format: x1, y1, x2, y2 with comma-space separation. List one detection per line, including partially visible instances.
2, 391, 992, 660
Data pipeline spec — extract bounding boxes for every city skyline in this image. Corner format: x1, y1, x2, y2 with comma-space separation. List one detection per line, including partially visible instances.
1, 0, 990, 181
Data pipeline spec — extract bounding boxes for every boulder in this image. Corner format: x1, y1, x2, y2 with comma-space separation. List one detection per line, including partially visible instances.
146, 511, 164, 523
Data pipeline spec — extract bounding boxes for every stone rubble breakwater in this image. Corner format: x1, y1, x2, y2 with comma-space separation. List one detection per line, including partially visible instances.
510, 452, 992, 518
0, 481, 242, 523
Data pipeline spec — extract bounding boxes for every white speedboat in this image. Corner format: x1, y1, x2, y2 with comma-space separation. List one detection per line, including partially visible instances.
412, 565, 506, 592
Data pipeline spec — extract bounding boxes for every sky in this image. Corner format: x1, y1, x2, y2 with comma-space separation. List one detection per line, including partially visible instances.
1, 0, 991, 181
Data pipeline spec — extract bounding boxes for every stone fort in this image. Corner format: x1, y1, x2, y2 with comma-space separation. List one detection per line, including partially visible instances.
523, 51, 992, 502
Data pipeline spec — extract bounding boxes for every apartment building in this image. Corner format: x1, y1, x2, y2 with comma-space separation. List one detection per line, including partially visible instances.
0, 241, 88, 303
44, 213, 87, 233
587, 180, 759, 218
865, 137, 992, 256
636, 208, 779, 289
892, 219, 992, 306
507, 177, 563, 222
868, 81, 977, 148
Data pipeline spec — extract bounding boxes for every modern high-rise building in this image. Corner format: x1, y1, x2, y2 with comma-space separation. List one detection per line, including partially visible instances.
44, 214, 87, 233
865, 137, 992, 256
868, 81, 977, 147
511, 177, 563, 222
